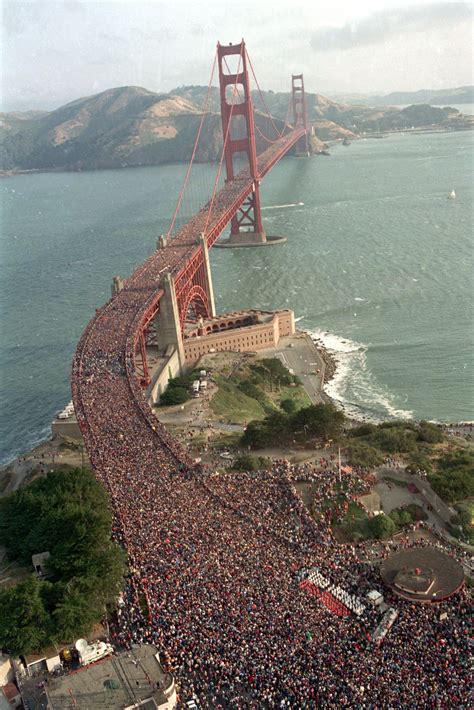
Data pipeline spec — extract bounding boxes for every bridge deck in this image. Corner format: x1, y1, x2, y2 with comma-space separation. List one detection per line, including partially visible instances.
70, 125, 306, 675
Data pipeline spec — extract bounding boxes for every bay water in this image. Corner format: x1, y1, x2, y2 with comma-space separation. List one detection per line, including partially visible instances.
1, 130, 472, 465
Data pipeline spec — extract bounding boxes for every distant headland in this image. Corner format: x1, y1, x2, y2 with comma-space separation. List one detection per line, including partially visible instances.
1, 85, 472, 175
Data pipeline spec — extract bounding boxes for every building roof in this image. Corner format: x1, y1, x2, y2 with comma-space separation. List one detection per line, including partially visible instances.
380, 547, 464, 602
2, 682, 20, 701
20, 645, 174, 710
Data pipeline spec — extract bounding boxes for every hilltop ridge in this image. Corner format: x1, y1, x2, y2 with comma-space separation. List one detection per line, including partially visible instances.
0, 84, 470, 173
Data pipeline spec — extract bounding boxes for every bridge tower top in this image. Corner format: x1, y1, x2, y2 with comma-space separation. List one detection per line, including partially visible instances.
217, 40, 259, 183
292, 74, 309, 153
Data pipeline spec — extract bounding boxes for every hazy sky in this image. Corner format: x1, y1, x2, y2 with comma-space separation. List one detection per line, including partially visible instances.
2, 0, 473, 111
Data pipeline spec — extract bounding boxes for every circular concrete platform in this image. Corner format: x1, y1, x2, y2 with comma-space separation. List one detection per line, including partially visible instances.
214, 235, 287, 248
380, 547, 464, 603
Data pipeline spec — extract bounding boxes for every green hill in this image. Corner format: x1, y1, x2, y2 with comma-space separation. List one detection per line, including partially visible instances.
1, 84, 469, 174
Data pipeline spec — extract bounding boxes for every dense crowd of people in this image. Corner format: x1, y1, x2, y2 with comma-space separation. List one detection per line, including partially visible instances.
71, 159, 471, 707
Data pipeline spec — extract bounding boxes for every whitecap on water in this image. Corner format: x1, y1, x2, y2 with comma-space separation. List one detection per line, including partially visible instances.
310, 328, 413, 422
262, 202, 304, 210
354, 297, 365, 302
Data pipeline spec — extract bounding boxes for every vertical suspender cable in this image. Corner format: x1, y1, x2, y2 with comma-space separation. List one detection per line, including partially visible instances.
167, 53, 217, 239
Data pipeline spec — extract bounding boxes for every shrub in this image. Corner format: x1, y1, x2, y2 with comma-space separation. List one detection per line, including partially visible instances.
406, 451, 433, 475
417, 421, 443, 443
347, 441, 384, 468
367, 513, 396, 539
348, 423, 378, 438
281, 398, 297, 414
369, 427, 417, 453
428, 449, 474, 503
238, 380, 266, 403
160, 386, 189, 406
232, 454, 259, 471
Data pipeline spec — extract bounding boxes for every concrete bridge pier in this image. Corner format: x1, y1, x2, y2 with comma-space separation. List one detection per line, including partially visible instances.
154, 272, 185, 373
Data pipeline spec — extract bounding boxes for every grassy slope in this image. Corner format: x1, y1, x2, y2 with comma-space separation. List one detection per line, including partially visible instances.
210, 377, 265, 424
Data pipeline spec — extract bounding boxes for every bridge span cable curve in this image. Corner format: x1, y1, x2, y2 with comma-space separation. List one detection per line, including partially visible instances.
245, 48, 288, 141
223, 52, 291, 149
203, 50, 243, 237
166, 52, 218, 240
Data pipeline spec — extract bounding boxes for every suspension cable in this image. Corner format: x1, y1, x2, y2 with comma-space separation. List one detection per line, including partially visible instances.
245, 48, 285, 140
255, 124, 285, 144
167, 52, 217, 238
203, 51, 243, 238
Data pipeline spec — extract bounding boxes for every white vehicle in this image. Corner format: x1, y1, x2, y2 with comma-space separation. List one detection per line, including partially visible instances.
192, 380, 200, 392
199, 380, 207, 390
199, 369, 207, 379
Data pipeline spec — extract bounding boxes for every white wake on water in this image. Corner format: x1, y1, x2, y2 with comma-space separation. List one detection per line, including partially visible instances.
262, 202, 304, 210
310, 329, 413, 422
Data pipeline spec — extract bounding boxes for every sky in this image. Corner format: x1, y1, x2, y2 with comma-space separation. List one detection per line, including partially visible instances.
1, 0, 473, 111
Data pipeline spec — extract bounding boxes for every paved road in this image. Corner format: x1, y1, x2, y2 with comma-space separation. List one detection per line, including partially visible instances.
260, 334, 326, 404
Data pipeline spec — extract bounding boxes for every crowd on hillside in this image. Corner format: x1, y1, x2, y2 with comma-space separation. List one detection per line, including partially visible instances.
70, 182, 471, 707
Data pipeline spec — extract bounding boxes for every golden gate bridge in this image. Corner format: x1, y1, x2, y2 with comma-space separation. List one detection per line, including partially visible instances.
68, 42, 470, 708
71, 36, 309, 625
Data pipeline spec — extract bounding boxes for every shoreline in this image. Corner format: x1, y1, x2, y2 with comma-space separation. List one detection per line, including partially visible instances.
2, 122, 473, 178
1, 329, 471, 492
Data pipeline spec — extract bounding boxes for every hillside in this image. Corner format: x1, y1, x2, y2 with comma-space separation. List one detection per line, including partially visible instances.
329, 85, 474, 107
0, 84, 470, 174
0, 86, 300, 173
173, 86, 467, 137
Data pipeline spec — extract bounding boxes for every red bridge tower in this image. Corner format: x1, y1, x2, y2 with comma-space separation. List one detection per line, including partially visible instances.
217, 41, 267, 246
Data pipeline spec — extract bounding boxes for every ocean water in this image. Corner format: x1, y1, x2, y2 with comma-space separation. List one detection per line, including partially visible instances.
1, 131, 473, 464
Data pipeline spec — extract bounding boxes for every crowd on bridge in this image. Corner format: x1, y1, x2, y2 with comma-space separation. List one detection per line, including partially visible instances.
71, 156, 470, 707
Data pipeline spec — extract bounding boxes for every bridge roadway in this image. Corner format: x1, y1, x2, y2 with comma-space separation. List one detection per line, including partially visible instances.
69, 124, 307, 684
71, 126, 305, 471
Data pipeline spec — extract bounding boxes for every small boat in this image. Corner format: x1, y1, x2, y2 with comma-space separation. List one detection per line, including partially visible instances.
448, 189, 456, 199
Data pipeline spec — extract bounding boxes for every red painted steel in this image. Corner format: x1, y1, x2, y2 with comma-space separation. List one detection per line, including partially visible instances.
292, 74, 309, 153
70, 53, 312, 666
76, 48, 308, 389
217, 40, 264, 237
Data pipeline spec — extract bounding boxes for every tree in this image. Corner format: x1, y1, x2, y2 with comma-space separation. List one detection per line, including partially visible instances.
291, 403, 345, 440
241, 421, 271, 449
347, 441, 384, 468
367, 514, 396, 540
0, 576, 53, 655
160, 386, 189, 405
281, 398, 297, 414
0, 469, 126, 656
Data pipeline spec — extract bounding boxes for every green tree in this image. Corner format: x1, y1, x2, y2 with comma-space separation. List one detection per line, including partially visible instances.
291, 403, 345, 440
367, 514, 396, 539
0, 576, 53, 655
241, 421, 271, 448
160, 386, 189, 405
347, 441, 384, 468
0, 469, 126, 656
281, 398, 297, 414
